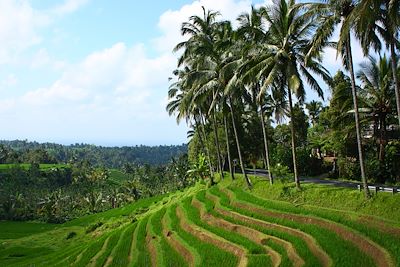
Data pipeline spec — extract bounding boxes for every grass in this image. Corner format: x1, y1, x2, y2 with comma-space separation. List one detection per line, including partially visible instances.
131, 216, 151, 267
73, 235, 109, 267
225, 173, 400, 222
194, 190, 273, 267
108, 222, 137, 267
210, 186, 377, 267
226, 184, 400, 267
0, 193, 169, 267
108, 169, 131, 185
149, 207, 188, 267
93, 228, 123, 267
1, 175, 400, 267
0, 221, 57, 239
0, 163, 67, 170
0, 246, 53, 266
168, 203, 237, 267
263, 238, 293, 267
163, 205, 201, 265
182, 196, 271, 266
63, 193, 167, 227
208, 187, 320, 267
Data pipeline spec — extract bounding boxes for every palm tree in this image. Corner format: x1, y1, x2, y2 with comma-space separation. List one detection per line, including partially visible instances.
303, 0, 371, 198
173, 7, 225, 181
175, 10, 253, 187
217, 22, 254, 188
237, 6, 274, 184
357, 55, 395, 163
306, 100, 323, 126
241, 0, 331, 189
352, 0, 400, 127
166, 67, 215, 182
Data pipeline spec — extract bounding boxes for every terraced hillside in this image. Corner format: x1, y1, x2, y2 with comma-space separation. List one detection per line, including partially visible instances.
1, 179, 400, 267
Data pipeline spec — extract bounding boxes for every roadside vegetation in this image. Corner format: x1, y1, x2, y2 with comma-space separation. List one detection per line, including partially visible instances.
166, 0, 400, 198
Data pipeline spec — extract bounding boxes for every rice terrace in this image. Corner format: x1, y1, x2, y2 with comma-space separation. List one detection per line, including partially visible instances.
1, 176, 400, 267
1, 0, 400, 266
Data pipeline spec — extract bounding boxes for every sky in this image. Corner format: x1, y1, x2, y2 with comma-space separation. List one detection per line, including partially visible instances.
0, 0, 365, 146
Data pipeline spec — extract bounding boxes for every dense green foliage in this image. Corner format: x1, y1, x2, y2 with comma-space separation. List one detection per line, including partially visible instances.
166, 0, 400, 192
0, 140, 187, 167
0, 153, 193, 223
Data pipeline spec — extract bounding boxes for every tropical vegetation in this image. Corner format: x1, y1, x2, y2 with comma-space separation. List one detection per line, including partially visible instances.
167, 0, 400, 198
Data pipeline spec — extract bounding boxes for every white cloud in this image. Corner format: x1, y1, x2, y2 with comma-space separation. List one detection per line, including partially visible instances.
0, 0, 88, 65
50, 0, 90, 16
30, 48, 67, 70
0, 0, 50, 64
0, 41, 183, 144
1, 0, 285, 145
153, 0, 266, 53
1, 73, 18, 87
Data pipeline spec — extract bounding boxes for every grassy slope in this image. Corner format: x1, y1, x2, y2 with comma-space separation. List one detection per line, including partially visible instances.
108, 169, 131, 186
0, 221, 58, 239
0, 163, 67, 170
1, 177, 399, 267
0, 192, 171, 266
226, 173, 400, 223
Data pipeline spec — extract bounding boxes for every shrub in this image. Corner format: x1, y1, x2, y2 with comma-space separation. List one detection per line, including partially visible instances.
270, 164, 292, 183
85, 221, 103, 234
66, 231, 77, 239
337, 157, 361, 180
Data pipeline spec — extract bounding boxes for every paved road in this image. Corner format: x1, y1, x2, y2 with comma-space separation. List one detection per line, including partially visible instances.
244, 169, 399, 192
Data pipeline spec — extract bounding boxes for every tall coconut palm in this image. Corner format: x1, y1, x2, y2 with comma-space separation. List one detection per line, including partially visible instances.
174, 7, 225, 180
237, 6, 275, 184
352, 0, 400, 127
306, 100, 323, 126
303, 0, 371, 198
166, 67, 215, 181
211, 21, 253, 187
241, 0, 331, 189
357, 55, 395, 163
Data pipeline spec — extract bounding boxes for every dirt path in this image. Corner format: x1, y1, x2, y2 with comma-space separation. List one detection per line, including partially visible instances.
207, 194, 305, 267
223, 187, 395, 267
192, 198, 281, 267
358, 216, 400, 238
88, 236, 110, 267
73, 247, 87, 265
206, 192, 304, 267
104, 254, 113, 267
162, 209, 196, 267
176, 205, 248, 267
220, 188, 331, 267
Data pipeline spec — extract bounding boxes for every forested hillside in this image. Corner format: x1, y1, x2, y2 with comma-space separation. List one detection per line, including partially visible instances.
0, 140, 187, 167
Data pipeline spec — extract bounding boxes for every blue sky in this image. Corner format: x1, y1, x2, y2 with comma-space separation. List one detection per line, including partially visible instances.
0, 0, 363, 146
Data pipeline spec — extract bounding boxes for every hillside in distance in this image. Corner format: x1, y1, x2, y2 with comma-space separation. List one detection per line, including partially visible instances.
0, 140, 187, 167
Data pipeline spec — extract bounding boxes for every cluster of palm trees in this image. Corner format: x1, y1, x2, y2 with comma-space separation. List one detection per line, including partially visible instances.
167, 0, 400, 198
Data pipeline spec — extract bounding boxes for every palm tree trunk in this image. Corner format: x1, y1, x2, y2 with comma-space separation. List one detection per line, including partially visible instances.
194, 118, 207, 155
199, 112, 215, 184
346, 37, 370, 198
260, 108, 273, 184
390, 42, 400, 127
211, 109, 224, 180
287, 87, 300, 189
229, 96, 252, 188
223, 115, 235, 180
378, 114, 385, 162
